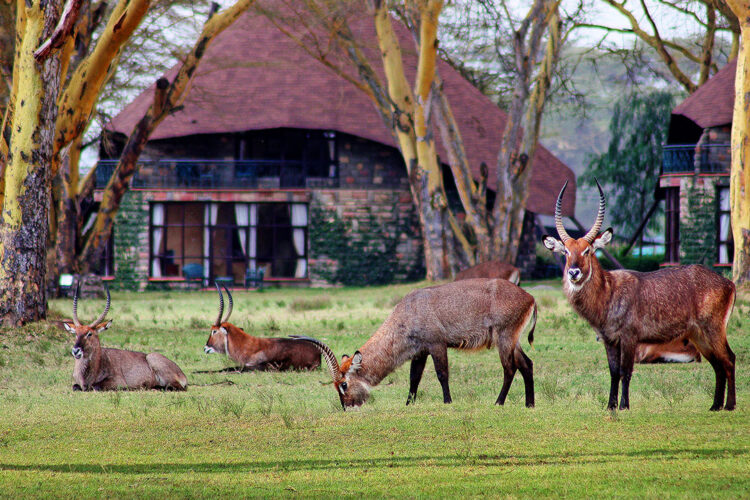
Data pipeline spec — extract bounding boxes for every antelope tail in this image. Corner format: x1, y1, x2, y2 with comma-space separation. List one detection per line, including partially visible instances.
528, 302, 537, 348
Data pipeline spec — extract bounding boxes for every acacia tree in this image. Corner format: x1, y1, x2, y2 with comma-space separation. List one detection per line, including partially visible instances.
0, 0, 254, 325
581, 1, 747, 287
725, 0, 750, 289
0, 0, 62, 325
578, 0, 738, 93
261, 0, 563, 277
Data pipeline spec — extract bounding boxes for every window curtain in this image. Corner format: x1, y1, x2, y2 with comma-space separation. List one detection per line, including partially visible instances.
249, 204, 258, 270
234, 203, 249, 255
291, 203, 308, 278
718, 187, 731, 264
151, 204, 165, 277
203, 203, 219, 280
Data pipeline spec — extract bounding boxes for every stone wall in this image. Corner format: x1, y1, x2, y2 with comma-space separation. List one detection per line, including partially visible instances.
659, 173, 730, 267
514, 211, 538, 279
308, 189, 422, 286
336, 133, 408, 189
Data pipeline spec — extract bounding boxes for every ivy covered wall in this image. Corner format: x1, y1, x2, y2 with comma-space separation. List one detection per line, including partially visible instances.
112, 190, 149, 290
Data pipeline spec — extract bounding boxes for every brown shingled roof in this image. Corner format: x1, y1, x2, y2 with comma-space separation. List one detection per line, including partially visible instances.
672, 59, 735, 129
107, 8, 575, 216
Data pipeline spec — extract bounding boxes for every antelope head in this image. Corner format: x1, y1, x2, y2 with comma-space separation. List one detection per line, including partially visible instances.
542, 180, 613, 291
290, 336, 369, 409
62, 282, 113, 360
204, 282, 234, 355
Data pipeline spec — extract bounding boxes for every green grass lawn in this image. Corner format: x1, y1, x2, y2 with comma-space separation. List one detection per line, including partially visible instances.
1, 281, 748, 498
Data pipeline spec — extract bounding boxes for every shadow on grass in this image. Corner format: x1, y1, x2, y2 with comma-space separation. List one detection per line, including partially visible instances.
2, 447, 747, 475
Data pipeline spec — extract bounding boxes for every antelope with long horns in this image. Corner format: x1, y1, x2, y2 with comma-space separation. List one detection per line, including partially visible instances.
62, 283, 187, 391
204, 284, 320, 371
292, 279, 537, 409
542, 181, 736, 410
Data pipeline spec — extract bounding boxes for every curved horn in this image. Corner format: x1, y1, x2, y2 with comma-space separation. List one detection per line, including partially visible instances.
583, 180, 606, 243
89, 283, 111, 327
554, 181, 572, 242
214, 282, 225, 327
290, 335, 341, 382
72, 281, 81, 327
222, 285, 233, 323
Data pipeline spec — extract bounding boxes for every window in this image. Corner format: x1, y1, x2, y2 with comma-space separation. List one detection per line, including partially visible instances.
717, 187, 734, 264
149, 202, 308, 282
150, 203, 204, 278
664, 187, 680, 262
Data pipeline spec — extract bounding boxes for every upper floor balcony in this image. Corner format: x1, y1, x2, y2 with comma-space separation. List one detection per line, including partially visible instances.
94, 159, 339, 190
662, 144, 730, 174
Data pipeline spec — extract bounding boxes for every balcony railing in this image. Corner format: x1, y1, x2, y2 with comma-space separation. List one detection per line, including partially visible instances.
662, 144, 730, 174
94, 159, 338, 190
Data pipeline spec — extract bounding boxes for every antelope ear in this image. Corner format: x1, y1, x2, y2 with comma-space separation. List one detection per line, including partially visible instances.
351, 351, 363, 372
592, 228, 613, 250
542, 235, 566, 254
62, 322, 76, 334
96, 319, 113, 333
341, 354, 350, 361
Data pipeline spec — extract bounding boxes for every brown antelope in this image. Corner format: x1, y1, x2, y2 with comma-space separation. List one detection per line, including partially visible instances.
62, 283, 187, 391
204, 284, 320, 371
455, 260, 520, 285
542, 181, 736, 411
292, 279, 537, 409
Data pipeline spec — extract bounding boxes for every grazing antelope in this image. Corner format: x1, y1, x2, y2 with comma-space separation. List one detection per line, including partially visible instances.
292, 279, 536, 409
455, 260, 520, 285
542, 181, 736, 410
204, 284, 320, 371
62, 283, 187, 391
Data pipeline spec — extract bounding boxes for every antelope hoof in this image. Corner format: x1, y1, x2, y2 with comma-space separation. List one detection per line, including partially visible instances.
725, 404, 735, 411
709, 404, 723, 411
525, 402, 535, 408
443, 397, 452, 404
619, 403, 630, 410
406, 393, 416, 405
72, 384, 82, 391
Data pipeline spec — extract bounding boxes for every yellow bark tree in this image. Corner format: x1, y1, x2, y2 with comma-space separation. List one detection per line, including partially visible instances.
725, 0, 750, 289
0, 0, 60, 325
0, 0, 254, 324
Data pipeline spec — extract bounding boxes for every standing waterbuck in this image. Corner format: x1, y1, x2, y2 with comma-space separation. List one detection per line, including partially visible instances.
62, 283, 187, 391
543, 181, 736, 410
204, 283, 320, 371
292, 279, 536, 409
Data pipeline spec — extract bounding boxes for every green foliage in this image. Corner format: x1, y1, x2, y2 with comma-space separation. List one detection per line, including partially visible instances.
597, 248, 665, 272
582, 91, 674, 237
309, 206, 422, 286
681, 183, 717, 268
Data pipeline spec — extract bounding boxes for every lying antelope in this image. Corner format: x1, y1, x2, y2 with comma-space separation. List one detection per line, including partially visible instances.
543, 181, 736, 410
636, 337, 701, 364
204, 284, 320, 371
292, 279, 537, 409
62, 283, 187, 391
455, 260, 520, 285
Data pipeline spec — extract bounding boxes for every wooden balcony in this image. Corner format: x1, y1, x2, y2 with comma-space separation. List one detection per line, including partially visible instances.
95, 159, 339, 190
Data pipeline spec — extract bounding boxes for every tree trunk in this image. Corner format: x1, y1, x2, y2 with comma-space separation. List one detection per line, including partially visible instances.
727, 0, 750, 289
78, 0, 255, 271
0, 2, 60, 326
